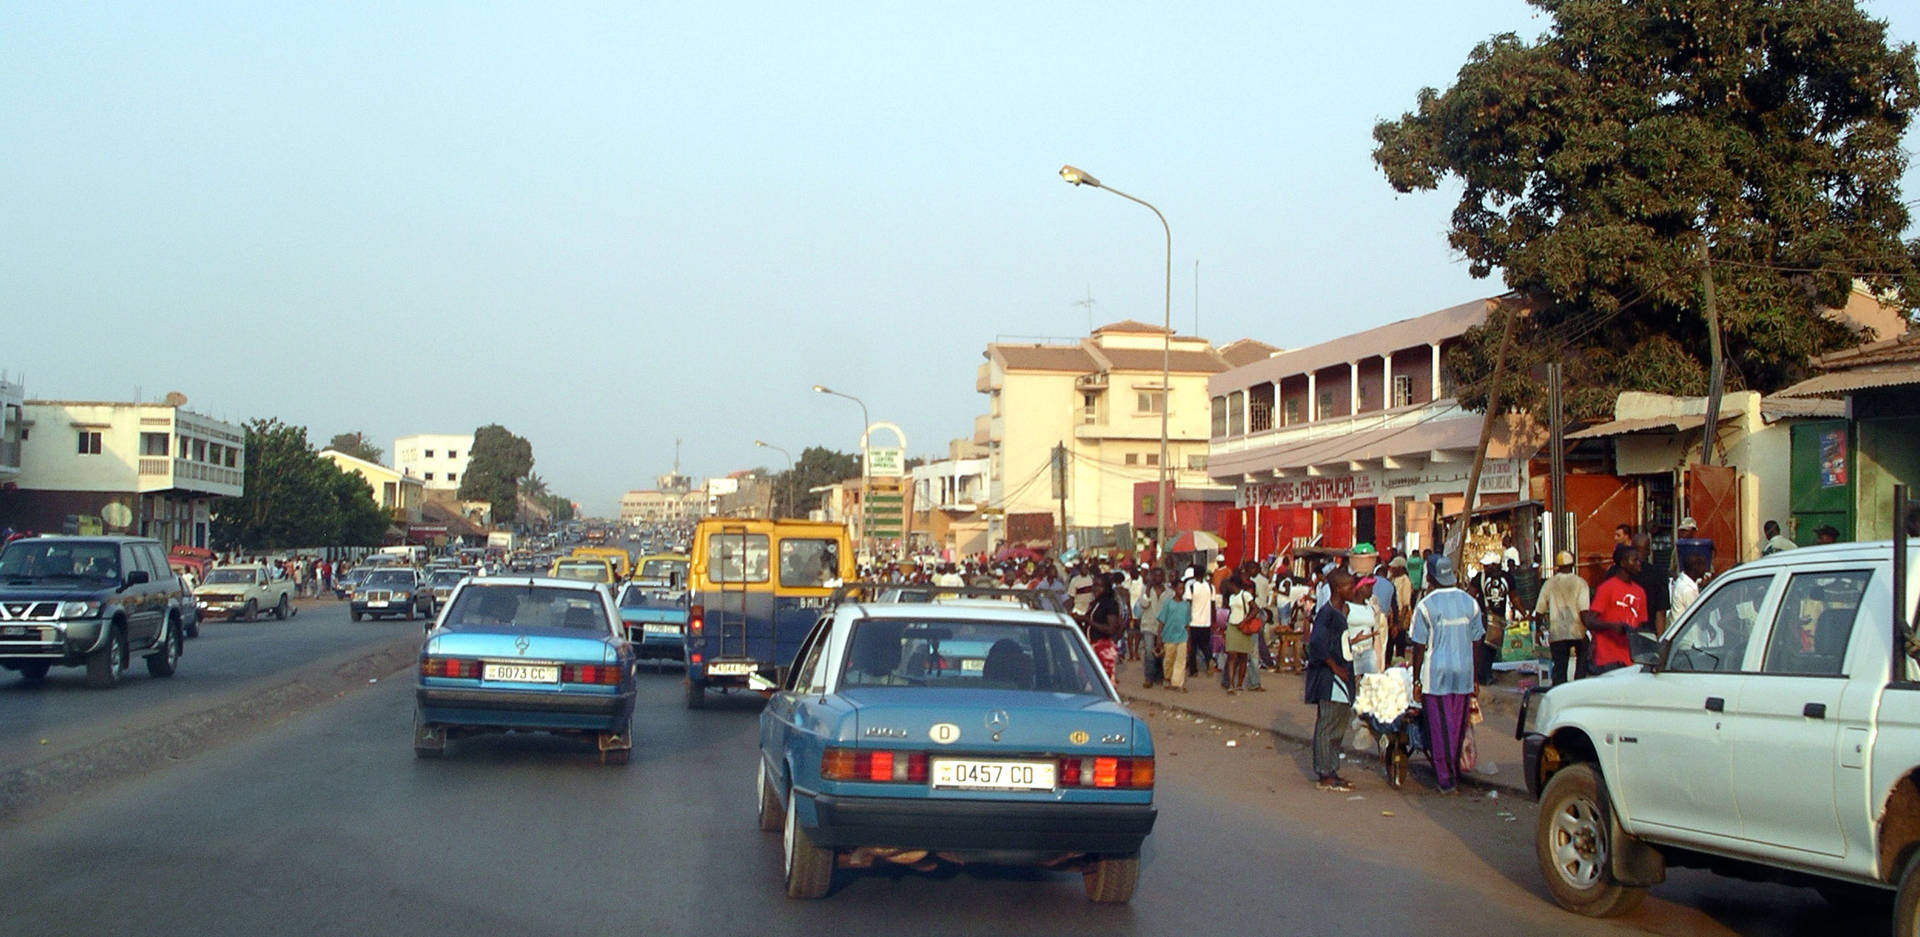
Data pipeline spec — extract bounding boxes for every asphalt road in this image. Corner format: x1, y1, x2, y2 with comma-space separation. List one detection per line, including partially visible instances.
0, 660, 1889, 936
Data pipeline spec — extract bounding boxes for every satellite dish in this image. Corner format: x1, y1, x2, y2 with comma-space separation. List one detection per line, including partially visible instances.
101, 502, 134, 530
163, 391, 188, 406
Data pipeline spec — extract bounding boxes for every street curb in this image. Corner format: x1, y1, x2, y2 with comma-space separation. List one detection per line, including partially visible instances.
1120, 691, 1529, 796
0, 634, 422, 826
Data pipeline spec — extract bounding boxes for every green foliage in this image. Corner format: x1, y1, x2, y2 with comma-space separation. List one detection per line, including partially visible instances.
325, 431, 384, 464
211, 418, 390, 550
771, 446, 859, 519
1374, 0, 1920, 417
535, 493, 575, 524
458, 424, 534, 524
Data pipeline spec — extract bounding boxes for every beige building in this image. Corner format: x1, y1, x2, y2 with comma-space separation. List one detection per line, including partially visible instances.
977, 321, 1248, 548
318, 449, 426, 525
394, 433, 474, 492
620, 488, 705, 523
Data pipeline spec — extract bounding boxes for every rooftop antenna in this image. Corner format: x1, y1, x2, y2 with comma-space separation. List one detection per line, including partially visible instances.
674, 438, 681, 475
1073, 284, 1096, 333
1193, 258, 1200, 337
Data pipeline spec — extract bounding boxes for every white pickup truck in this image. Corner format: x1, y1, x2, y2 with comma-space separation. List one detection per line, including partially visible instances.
1519, 532, 1920, 930
194, 564, 299, 622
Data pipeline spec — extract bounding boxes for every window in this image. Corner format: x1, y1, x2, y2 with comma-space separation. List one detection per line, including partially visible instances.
448, 450, 459, 459
778, 537, 841, 587
706, 532, 770, 583
1761, 570, 1870, 676
1138, 391, 1164, 414
1210, 396, 1227, 437
1283, 399, 1301, 425
1188, 454, 1207, 470
789, 623, 832, 693
424, 472, 435, 481
1082, 392, 1098, 425
446, 472, 458, 482
838, 620, 1104, 694
1248, 383, 1275, 433
1124, 453, 1140, 466
1393, 374, 1413, 408
1227, 391, 1245, 436
192, 438, 207, 461
425, 450, 435, 458
1664, 575, 1773, 673
1317, 390, 1334, 419
140, 432, 170, 456
78, 430, 102, 455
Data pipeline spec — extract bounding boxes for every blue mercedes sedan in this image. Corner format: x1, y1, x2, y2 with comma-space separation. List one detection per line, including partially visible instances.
414, 577, 636, 765
757, 599, 1156, 902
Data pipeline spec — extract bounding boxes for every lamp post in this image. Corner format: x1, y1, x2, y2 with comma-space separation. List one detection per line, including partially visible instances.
1060, 164, 1173, 567
754, 440, 794, 519
812, 384, 871, 560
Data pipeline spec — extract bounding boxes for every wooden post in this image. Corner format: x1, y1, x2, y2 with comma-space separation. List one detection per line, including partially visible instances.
1699, 237, 1726, 466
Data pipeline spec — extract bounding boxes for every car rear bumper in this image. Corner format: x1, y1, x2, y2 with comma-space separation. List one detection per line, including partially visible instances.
417, 686, 635, 731
801, 791, 1156, 854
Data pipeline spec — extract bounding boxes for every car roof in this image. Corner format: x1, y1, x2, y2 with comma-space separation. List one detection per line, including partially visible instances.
11, 535, 158, 545
1723, 541, 1914, 573
835, 601, 1075, 627
459, 575, 607, 592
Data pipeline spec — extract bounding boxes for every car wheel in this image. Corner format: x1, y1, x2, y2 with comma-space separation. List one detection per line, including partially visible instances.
351, 610, 363, 622
1895, 851, 1920, 937
685, 679, 706, 710
757, 759, 784, 832
243, 599, 258, 623
274, 594, 290, 620
403, 602, 415, 622
85, 625, 126, 689
1536, 764, 1647, 917
145, 624, 183, 677
1082, 853, 1140, 904
17, 661, 51, 682
782, 789, 833, 899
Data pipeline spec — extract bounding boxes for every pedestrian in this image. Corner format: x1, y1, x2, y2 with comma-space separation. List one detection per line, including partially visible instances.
1613, 523, 1635, 547
1185, 563, 1217, 677
1815, 524, 1841, 545
1156, 572, 1193, 692
1669, 550, 1708, 619
1534, 551, 1591, 686
1387, 555, 1414, 664
1084, 575, 1124, 683
1761, 519, 1797, 555
1305, 569, 1359, 792
1469, 552, 1511, 684
1221, 576, 1257, 694
1408, 555, 1482, 794
1629, 532, 1671, 633
1582, 543, 1649, 675
1134, 568, 1169, 688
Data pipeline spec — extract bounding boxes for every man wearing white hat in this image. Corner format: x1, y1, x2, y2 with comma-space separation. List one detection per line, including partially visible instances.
1534, 551, 1591, 686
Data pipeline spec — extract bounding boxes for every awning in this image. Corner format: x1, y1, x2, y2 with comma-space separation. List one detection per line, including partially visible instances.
1773, 362, 1920, 398
1440, 498, 1543, 520
1564, 413, 1734, 440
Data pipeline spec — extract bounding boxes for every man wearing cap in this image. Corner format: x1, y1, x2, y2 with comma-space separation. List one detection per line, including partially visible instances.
1534, 551, 1591, 686
1409, 555, 1484, 794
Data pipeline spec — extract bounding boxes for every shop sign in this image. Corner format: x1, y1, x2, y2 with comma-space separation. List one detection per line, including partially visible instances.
1250, 473, 1375, 507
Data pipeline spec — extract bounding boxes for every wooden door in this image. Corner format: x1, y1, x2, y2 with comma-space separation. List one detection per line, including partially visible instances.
1686, 463, 1740, 573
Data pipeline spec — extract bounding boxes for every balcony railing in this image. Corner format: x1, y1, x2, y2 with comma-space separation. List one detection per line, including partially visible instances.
139, 456, 245, 495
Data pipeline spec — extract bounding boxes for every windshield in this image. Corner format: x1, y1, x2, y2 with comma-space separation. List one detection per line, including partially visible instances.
619, 584, 686, 610
429, 572, 465, 587
838, 619, 1105, 694
205, 569, 255, 584
638, 557, 687, 581
365, 571, 414, 588
0, 541, 121, 582
445, 586, 611, 632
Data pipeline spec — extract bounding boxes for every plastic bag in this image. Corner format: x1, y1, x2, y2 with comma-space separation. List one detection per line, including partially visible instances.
1460, 725, 1478, 773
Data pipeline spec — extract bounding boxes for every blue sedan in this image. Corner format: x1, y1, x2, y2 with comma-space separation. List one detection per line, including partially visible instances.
616, 580, 688, 666
414, 577, 636, 765
758, 600, 1156, 901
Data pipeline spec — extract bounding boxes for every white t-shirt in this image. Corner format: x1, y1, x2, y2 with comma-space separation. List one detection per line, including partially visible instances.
1185, 579, 1217, 628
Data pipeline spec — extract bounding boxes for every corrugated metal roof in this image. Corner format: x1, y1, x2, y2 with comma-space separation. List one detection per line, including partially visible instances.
1219, 338, 1281, 367
1773, 362, 1920, 398
1564, 414, 1720, 440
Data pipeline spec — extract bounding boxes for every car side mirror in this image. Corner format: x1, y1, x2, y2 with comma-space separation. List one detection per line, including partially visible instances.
124, 569, 151, 587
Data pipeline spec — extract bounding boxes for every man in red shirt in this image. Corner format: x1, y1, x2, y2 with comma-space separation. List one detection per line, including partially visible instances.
1582, 543, 1647, 673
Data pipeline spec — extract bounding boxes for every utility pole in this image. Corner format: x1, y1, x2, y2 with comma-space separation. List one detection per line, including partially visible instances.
1548, 360, 1568, 560
1054, 442, 1068, 556
1454, 304, 1520, 571
1698, 237, 1726, 466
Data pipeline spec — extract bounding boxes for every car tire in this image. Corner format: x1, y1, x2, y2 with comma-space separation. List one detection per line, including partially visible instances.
686, 679, 705, 710
1083, 853, 1140, 904
351, 610, 363, 622
145, 624, 183, 677
404, 601, 415, 621
1536, 764, 1647, 917
85, 625, 126, 689
782, 789, 833, 899
243, 599, 258, 623
757, 759, 784, 832
274, 594, 290, 620
1895, 851, 1920, 937
17, 661, 51, 682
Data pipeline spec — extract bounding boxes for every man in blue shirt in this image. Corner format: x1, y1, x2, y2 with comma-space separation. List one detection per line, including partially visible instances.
1304, 569, 1358, 791
1156, 572, 1193, 691
1409, 555, 1484, 794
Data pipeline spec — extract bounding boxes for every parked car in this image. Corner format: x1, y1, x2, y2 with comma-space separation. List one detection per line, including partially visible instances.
351, 568, 433, 621
195, 563, 299, 622
0, 535, 186, 688
1519, 533, 1920, 928
413, 576, 635, 764
757, 599, 1156, 901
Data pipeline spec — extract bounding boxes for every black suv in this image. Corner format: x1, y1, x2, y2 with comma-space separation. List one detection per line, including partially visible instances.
0, 536, 187, 687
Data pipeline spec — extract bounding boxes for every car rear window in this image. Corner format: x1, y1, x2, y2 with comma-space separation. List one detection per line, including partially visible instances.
447, 586, 610, 632
839, 619, 1104, 695
619, 585, 685, 610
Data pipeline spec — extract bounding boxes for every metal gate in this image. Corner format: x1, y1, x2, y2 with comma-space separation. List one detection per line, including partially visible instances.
1686, 463, 1740, 574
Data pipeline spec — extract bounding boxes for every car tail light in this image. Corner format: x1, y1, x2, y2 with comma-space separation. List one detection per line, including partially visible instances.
688, 605, 704, 637
1058, 756, 1154, 789
420, 657, 479, 679
820, 747, 930, 783
560, 663, 624, 685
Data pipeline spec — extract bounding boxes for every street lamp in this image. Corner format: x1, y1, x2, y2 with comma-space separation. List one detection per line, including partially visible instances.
1060, 164, 1174, 567
812, 384, 872, 561
754, 440, 794, 518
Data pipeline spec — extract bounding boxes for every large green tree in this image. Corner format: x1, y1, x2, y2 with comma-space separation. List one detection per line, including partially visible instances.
1373, 0, 1920, 418
770, 446, 860, 519
211, 419, 388, 550
459, 424, 534, 524
325, 431, 384, 464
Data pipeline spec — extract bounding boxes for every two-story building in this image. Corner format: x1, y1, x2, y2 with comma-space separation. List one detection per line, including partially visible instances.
1207, 296, 1545, 561
317, 449, 426, 525
0, 398, 245, 548
910, 439, 990, 557
977, 321, 1244, 552
394, 433, 474, 493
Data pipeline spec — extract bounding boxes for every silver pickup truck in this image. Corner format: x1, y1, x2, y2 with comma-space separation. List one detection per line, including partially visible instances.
1519, 517, 1920, 932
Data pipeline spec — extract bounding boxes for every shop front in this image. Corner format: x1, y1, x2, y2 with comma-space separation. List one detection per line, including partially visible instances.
1225, 457, 1530, 565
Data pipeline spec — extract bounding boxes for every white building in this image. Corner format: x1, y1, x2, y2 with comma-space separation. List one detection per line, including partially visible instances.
0, 375, 23, 488
0, 399, 245, 548
394, 433, 474, 492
